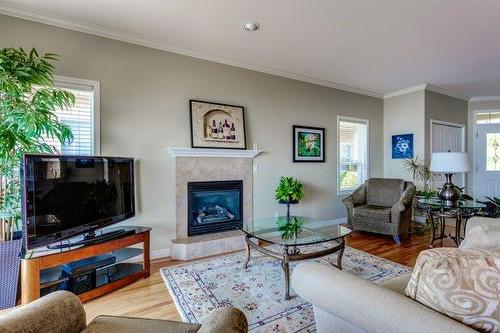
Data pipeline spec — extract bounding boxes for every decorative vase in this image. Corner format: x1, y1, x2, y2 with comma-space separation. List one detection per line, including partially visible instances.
278, 199, 299, 218
0, 232, 22, 309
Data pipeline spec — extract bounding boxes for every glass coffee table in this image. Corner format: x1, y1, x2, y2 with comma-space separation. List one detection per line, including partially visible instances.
240, 216, 352, 300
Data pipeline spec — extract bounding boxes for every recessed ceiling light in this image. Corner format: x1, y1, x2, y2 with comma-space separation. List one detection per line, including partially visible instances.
243, 22, 260, 32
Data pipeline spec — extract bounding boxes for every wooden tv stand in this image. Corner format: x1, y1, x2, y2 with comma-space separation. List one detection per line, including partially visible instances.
21, 226, 150, 305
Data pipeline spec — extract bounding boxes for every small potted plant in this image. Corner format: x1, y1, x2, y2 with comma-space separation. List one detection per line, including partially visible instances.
0, 48, 74, 309
275, 176, 304, 218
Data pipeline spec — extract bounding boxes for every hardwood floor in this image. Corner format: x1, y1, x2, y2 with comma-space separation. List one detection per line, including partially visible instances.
82, 227, 458, 323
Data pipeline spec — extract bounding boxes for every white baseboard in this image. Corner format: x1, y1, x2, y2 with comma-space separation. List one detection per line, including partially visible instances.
151, 248, 171, 260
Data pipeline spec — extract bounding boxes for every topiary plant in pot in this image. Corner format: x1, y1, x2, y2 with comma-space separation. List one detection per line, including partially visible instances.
0, 47, 74, 309
275, 176, 304, 218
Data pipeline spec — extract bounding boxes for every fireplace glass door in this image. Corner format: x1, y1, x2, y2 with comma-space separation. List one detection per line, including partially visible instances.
187, 180, 243, 236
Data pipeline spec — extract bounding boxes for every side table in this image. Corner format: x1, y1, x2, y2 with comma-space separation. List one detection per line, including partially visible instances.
416, 199, 485, 248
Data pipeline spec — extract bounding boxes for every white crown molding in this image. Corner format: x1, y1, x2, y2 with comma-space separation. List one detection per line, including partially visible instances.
0, 4, 384, 99
425, 84, 470, 101
384, 83, 470, 101
383, 84, 427, 99
167, 147, 263, 158
469, 96, 500, 102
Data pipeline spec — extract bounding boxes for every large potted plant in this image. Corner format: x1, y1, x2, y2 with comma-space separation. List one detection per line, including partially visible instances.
0, 47, 74, 309
275, 176, 304, 218
402, 157, 435, 233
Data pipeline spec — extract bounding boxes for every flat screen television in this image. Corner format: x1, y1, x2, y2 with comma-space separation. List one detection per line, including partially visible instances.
22, 154, 135, 249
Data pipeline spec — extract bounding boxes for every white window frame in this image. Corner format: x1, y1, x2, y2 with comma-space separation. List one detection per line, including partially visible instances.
337, 115, 369, 195
54, 75, 101, 155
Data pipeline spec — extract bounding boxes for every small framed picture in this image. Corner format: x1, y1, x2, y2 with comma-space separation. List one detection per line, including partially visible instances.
293, 125, 325, 162
392, 133, 413, 159
189, 100, 247, 149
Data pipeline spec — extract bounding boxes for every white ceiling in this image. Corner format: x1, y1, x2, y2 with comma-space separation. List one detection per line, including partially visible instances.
1, 0, 500, 99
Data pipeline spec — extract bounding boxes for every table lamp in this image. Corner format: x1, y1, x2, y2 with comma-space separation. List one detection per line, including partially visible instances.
429, 152, 471, 203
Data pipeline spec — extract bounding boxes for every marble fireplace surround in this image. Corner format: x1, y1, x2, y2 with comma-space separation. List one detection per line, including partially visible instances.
167, 148, 262, 260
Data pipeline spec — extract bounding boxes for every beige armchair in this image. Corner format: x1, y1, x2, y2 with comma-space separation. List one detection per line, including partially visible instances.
342, 178, 415, 244
292, 216, 500, 333
0, 291, 248, 333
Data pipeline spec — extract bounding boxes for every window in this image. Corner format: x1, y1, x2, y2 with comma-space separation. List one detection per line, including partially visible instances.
44, 76, 100, 155
337, 116, 369, 194
486, 133, 500, 171
476, 112, 500, 124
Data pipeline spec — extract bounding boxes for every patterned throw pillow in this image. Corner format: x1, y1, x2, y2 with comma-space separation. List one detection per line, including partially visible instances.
405, 248, 500, 333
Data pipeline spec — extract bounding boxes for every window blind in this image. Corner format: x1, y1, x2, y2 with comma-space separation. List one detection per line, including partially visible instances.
43, 81, 95, 155
338, 117, 368, 192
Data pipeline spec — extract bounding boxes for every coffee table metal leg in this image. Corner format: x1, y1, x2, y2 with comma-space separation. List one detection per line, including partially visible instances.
336, 239, 345, 270
243, 235, 251, 269
282, 247, 290, 300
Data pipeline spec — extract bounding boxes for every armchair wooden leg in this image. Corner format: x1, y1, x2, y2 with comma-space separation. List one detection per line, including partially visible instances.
392, 234, 401, 245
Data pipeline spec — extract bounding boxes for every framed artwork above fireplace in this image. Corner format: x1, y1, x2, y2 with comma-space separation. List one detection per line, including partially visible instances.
189, 100, 247, 149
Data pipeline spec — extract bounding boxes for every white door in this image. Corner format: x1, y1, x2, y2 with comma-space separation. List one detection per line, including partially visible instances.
431, 121, 465, 190
474, 123, 500, 200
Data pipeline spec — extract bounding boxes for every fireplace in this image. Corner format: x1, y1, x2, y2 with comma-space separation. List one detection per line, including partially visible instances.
187, 180, 243, 236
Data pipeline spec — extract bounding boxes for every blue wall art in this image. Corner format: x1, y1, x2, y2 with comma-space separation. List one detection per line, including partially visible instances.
392, 134, 414, 159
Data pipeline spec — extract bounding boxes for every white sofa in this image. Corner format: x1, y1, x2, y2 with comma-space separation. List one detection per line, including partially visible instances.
291, 217, 500, 333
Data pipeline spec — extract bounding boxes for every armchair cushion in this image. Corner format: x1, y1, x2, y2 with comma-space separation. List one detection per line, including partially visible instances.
354, 205, 392, 224
405, 248, 500, 333
366, 178, 405, 207
83, 307, 248, 333
83, 316, 201, 333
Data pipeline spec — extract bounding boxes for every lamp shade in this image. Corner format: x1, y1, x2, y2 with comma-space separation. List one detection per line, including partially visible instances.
429, 152, 471, 173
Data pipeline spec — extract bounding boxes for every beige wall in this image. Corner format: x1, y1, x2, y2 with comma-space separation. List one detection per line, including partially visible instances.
424, 90, 468, 161
467, 100, 500, 194
383, 91, 425, 181
383, 90, 468, 189
0, 15, 383, 252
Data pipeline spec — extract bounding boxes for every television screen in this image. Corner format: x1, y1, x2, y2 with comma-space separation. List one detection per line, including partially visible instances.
22, 155, 135, 249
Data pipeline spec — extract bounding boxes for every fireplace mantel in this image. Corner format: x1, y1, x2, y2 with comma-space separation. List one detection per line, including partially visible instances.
166, 147, 263, 158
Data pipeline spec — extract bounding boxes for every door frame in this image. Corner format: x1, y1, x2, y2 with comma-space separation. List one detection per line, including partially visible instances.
472, 109, 500, 197
429, 119, 466, 188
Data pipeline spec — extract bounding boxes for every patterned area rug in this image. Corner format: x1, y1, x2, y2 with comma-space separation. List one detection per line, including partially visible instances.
161, 243, 410, 332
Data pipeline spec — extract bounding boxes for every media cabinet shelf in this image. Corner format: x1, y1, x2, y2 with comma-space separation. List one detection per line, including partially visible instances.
21, 226, 151, 304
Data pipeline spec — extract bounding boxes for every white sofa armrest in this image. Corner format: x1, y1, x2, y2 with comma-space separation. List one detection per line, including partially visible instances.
291, 262, 476, 333
461, 216, 500, 250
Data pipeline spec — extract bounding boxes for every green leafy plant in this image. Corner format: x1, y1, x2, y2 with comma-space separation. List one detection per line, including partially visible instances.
478, 196, 500, 217
0, 47, 74, 241
276, 216, 304, 240
275, 176, 304, 203
402, 156, 431, 191
414, 190, 437, 199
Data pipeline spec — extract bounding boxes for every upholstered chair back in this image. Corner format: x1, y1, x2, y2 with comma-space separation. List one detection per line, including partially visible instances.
366, 178, 405, 207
